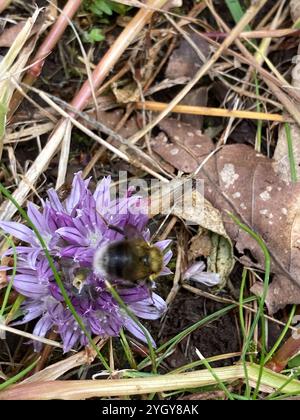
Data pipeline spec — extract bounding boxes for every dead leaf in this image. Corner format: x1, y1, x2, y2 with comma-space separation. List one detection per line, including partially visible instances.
151, 119, 213, 172
0, 271, 7, 289
112, 81, 140, 104
188, 228, 212, 259
0, 256, 11, 289
273, 7, 300, 182
249, 4, 300, 311
291, 0, 300, 22
21, 338, 106, 384
150, 176, 234, 286
0, 22, 26, 48
165, 31, 210, 80
179, 87, 208, 130
0, 9, 50, 48
151, 118, 300, 313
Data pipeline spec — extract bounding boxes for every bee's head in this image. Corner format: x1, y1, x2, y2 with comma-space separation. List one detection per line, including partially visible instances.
148, 246, 163, 275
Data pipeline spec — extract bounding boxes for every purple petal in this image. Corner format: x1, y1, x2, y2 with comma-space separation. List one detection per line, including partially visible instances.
27, 202, 46, 233
13, 274, 49, 298
118, 286, 150, 303
65, 172, 86, 214
32, 314, 53, 351
124, 317, 156, 347
163, 249, 173, 266
183, 262, 221, 286
155, 240, 172, 251
159, 267, 173, 276
56, 227, 89, 246
60, 323, 81, 353
183, 261, 205, 279
47, 189, 64, 212
27, 249, 41, 269
13, 300, 45, 324
188, 271, 221, 287
0, 221, 37, 246
129, 292, 166, 320
94, 176, 111, 213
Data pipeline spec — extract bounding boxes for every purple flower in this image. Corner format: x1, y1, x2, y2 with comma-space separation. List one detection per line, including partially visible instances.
0, 173, 172, 352
183, 261, 220, 286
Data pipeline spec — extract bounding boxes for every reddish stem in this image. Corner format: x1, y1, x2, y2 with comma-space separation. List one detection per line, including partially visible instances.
266, 335, 300, 373
28, 0, 83, 77
70, 0, 168, 112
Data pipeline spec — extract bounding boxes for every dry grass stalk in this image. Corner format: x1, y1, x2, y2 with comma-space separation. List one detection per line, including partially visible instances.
134, 101, 290, 122
1, 364, 300, 399
22, 338, 107, 384
0, 8, 40, 159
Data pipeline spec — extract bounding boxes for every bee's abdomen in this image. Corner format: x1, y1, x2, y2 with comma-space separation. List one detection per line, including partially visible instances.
103, 241, 133, 280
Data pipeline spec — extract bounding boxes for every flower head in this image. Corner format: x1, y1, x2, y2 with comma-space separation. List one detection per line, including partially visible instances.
0, 173, 172, 352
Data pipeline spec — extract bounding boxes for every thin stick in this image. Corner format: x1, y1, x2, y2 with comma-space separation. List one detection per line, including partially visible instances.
70, 0, 169, 112
204, 28, 300, 40
0, 324, 63, 349
134, 101, 289, 123
207, 2, 300, 129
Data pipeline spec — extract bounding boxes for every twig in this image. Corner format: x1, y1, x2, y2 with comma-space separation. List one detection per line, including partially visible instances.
134, 101, 290, 123
181, 283, 296, 332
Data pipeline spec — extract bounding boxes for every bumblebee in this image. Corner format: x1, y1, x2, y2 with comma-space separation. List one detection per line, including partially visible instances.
94, 238, 163, 283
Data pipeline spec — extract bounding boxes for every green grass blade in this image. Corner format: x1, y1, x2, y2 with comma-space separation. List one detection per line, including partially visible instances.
228, 213, 271, 399
225, 0, 251, 30
285, 123, 298, 183
0, 358, 39, 391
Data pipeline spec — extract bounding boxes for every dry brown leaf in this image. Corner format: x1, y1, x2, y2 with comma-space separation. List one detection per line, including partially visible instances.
112, 82, 140, 104
0, 22, 26, 48
291, 0, 300, 22
188, 228, 212, 260
21, 338, 106, 384
165, 31, 210, 80
150, 168, 234, 285
0, 9, 50, 48
151, 118, 300, 313
179, 87, 208, 130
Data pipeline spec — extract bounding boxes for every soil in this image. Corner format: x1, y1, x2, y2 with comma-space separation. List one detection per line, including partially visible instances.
158, 290, 241, 369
